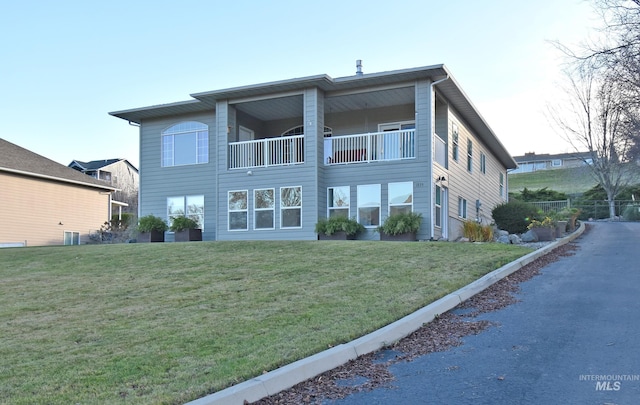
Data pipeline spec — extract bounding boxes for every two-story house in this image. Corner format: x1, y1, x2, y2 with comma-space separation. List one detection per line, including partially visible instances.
110, 64, 516, 241
68, 158, 139, 215
0, 138, 116, 246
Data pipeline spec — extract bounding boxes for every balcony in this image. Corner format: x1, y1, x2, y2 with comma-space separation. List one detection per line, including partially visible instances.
324, 129, 415, 165
227, 129, 422, 169
228, 135, 304, 169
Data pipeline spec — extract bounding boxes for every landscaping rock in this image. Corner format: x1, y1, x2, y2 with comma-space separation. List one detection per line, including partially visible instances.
521, 229, 538, 242
496, 235, 510, 244
497, 230, 509, 237
509, 234, 522, 244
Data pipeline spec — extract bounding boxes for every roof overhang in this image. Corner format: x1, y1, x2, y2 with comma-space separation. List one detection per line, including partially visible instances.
0, 167, 117, 192
109, 64, 516, 169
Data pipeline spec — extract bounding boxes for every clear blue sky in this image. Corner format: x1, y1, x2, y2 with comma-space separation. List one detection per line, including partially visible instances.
0, 0, 597, 168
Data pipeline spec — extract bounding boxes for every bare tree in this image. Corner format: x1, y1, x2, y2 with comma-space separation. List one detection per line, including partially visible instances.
549, 67, 639, 218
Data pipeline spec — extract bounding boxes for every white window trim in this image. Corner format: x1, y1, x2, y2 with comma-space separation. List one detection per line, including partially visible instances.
254, 188, 275, 230
452, 123, 459, 162
480, 152, 486, 174
328, 186, 350, 218
161, 121, 209, 167
434, 185, 442, 228
388, 182, 413, 215
357, 184, 381, 228
458, 197, 467, 219
63, 231, 80, 245
228, 190, 249, 231
378, 120, 416, 132
280, 186, 302, 229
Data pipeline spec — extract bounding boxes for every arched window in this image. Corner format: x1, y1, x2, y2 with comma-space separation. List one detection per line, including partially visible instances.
162, 121, 208, 167
281, 125, 333, 137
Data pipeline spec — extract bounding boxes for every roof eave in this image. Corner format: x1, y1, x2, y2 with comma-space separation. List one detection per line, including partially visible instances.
0, 167, 117, 191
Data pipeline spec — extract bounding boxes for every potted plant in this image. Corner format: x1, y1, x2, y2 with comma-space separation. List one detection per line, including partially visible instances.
377, 212, 423, 241
137, 214, 168, 243
315, 216, 364, 240
170, 216, 202, 242
527, 216, 556, 241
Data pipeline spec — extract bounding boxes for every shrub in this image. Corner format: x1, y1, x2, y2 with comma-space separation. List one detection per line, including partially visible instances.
461, 220, 494, 242
315, 216, 364, 236
623, 204, 640, 221
137, 215, 168, 233
170, 216, 200, 232
377, 212, 423, 236
512, 187, 569, 202
491, 200, 540, 234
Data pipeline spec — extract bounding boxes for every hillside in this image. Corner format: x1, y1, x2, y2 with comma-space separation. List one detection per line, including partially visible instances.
508, 166, 597, 196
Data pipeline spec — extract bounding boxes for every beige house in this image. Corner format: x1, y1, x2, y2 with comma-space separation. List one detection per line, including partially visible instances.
68, 158, 139, 215
0, 138, 116, 247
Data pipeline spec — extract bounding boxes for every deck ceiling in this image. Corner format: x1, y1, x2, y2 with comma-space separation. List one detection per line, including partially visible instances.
233, 86, 415, 121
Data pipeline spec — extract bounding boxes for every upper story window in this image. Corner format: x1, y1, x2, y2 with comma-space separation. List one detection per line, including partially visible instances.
282, 125, 333, 137
480, 152, 486, 174
467, 140, 473, 172
162, 121, 208, 167
452, 123, 459, 162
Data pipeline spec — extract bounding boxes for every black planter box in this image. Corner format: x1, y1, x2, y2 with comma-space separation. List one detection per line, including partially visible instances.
379, 231, 417, 241
318, 231, 357, 240
138, 230, 165, 243
174, 228, 202, 242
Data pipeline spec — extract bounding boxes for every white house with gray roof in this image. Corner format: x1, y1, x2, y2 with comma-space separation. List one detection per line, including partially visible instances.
110, 64, 516, 241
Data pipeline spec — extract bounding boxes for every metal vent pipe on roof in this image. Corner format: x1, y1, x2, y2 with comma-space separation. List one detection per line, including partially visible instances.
356, 60, 363, 76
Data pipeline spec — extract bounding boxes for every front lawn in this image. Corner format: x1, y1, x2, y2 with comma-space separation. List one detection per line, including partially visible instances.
0, 241, 531, 404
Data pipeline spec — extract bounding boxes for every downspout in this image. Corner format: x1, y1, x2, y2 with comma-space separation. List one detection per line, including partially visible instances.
429, 75, 449, 240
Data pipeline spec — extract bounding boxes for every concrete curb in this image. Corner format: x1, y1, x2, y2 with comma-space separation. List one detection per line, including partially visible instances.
186, 222, 586, 405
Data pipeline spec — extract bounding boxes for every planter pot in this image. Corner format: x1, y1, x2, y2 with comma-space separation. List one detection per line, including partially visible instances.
174, 228, 202, 242
379, 231, 417, 241
318, 231, 357, 240
532, 227, 554, 242
138, 230, 165, 243
556, 221, 568, 238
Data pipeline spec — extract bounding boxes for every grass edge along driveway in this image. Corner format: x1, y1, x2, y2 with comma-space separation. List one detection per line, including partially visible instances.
0, 240, 531, 404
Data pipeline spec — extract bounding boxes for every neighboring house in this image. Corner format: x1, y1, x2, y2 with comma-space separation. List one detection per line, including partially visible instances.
68, 158, 139, 215
511, 151, 592, 174
110, 64, 516, 241
0, 138, 116, 246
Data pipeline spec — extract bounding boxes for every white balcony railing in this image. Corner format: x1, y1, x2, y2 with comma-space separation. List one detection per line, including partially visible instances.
434, 133, 446, 167
324, 129, 415, 165
229, 135, 304, 169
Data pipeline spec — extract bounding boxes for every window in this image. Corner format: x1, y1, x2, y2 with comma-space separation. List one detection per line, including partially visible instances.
167, 195, 205, 230
328, 186, 350, 218
162, 121, 208, 167
467, 139, 473, 172
435, 186, 442, 228
281, 186, 302, 228
357, 184, 381, 227
499, 173, 505, 198
452, 123, 459, 162
458, 197, 467, 219
480, 152, 486, 174
552, 159, 562, 167
254, 189, 275, 229
63, 231, 80, 245
389, 182, 413, 215
228, 190, 248, 230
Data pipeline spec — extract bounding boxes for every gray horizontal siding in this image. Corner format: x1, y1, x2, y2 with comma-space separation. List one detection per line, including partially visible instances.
139, 112, 217, 240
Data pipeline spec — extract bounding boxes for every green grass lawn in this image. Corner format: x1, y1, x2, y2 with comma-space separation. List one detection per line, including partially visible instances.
509, 166, 597, 195
0, 241, 532, 404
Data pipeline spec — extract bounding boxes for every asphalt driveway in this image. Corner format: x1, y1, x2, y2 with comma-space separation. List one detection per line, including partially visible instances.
328, 222, 640, 404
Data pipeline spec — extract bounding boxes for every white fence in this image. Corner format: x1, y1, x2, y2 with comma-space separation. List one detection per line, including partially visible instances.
529, 200, 571, 213
228, 135, 304, 169
325, 129, 415, 165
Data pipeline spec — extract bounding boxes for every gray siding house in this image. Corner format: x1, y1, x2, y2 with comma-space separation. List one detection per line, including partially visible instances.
110, 64, 516, 241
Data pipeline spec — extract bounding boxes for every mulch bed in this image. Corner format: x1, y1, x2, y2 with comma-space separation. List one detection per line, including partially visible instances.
252, 225, 588, 404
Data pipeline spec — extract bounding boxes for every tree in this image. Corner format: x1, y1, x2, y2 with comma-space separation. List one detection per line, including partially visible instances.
549, 67, 639, 218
